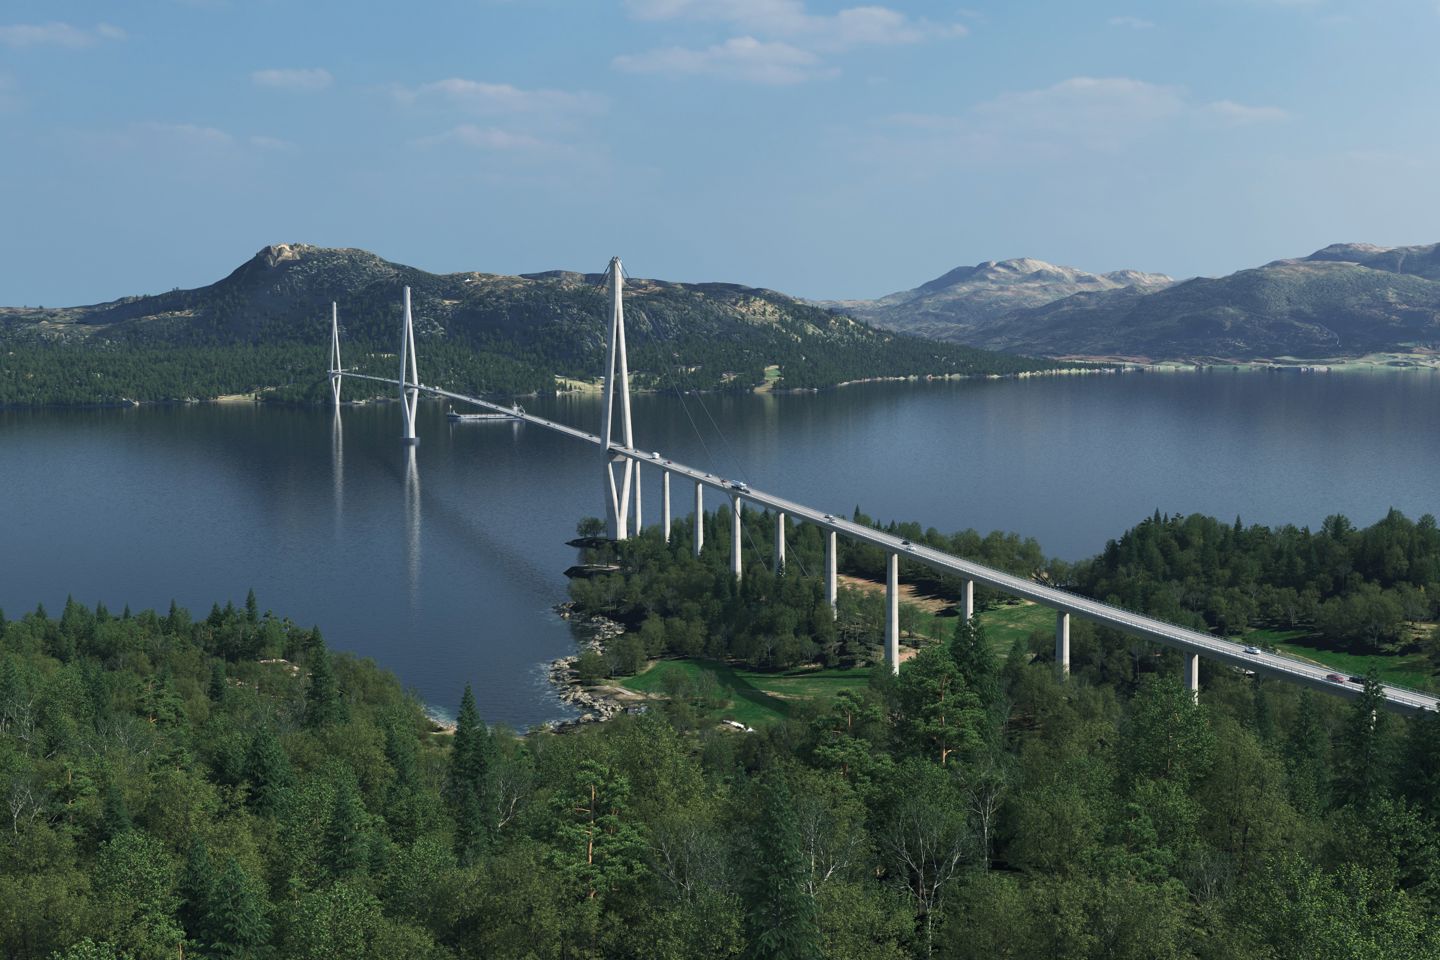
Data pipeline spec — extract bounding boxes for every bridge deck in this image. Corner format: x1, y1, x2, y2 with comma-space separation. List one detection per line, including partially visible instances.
342, 371, 1438, 715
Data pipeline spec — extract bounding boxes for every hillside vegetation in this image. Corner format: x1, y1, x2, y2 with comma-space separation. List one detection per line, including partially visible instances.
0, 244, 1059, 406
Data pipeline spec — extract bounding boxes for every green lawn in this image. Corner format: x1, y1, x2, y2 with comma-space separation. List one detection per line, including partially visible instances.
1243, 627, 1437, 691
619, 659, 871, 728
978, 601, 1054, 655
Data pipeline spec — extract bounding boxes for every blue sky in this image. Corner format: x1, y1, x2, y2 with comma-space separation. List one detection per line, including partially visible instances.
3, 0, 1439, 305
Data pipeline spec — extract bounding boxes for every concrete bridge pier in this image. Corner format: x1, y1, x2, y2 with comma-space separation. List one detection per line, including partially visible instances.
1185, 653, 1200, 701
1056, 611, 1070, 678
662, 470, 671, 543
693, 483, 704, 557
730, 495, 743, 580
824, 529, 837, 613
961, 579, 974, 621
633, 462, 642, 533
887, 552, 900, 674
775, 512, 786, 571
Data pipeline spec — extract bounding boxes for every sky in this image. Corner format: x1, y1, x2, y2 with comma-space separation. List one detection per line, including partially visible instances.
3, 0, 1440, 306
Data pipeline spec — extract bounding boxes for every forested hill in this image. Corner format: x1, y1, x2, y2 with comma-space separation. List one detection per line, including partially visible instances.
0, 244, 1060, 405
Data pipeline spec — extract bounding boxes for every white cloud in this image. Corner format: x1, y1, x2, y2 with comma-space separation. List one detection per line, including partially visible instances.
878, 77, 1289, 163
617, 0, 964, 83
393, 78, 604, 115
414, 125, 551, 151
625, 0, 964, 51
135, 122, 235, 148
974, 77, 1187, 148
1109, 15, 1155, 29
1204, 99, 1289, 124
613, 36, 828, 85
0, 21, 126, 48
251, 68, 333, 92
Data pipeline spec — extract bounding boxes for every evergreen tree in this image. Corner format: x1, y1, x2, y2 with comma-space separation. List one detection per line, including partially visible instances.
178, 840, 217, 948
208, 661, 227, 702
245, 588, 259, 625
743, 774, 821, 960
949, 614, 999, 709
207, 857, 270, 958
323, 778, 370, 879
448, 684, 495, 862
1336, 672, 1392, 811
549, 759, 646, 901
97, 781, 131, 841
1284, 692, 1330, 815
304, 641, 341, 728
895, 645, 983, 766
242, 726, 293, 814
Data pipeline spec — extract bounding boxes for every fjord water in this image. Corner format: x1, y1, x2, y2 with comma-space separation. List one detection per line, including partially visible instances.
2, 369, 1437, 728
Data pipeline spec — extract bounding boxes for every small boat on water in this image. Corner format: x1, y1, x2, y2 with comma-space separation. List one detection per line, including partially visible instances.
447, 406, 520, 422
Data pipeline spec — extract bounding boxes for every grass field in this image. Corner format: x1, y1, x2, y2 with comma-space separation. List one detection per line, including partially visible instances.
1244, 627, 1437, 691
619, 659, 871, 727
613, 600, 1052, 728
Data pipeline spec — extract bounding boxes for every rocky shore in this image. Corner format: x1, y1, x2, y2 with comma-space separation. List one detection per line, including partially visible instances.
545, 602, 638, 730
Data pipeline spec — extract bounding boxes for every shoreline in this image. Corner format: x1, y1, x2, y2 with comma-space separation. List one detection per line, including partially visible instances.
542, 601, 636, 730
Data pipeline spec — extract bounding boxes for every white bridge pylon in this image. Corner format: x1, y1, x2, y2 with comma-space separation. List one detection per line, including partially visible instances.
601, 257, 636, 541
399, 286, 420, 445
328, 301, 343, 408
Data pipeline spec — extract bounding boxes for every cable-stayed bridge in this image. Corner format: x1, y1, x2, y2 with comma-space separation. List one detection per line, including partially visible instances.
327, 259, 1438, 716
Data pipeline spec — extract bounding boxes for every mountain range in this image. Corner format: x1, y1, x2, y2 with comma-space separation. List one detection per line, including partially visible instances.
0, 244, 1051, 405
832, 243, 1440, 361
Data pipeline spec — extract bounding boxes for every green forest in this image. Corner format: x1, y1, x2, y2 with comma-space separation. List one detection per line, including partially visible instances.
4, 505, 1440, 959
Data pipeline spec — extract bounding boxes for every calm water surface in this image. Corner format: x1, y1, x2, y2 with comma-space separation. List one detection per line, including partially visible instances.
2, 369, 1436, 727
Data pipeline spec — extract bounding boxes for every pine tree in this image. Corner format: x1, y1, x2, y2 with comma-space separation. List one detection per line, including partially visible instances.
447, 684, 495, 862
208, 857, 271, 958
742, 775, 821, 960
1284, 692, 1329, 815
179, 840, 217, 948
245, 588, 259, 625
98, 781, 131, 840
1335, 672, 1391, 811
304, 641, 341, 728
208, 661, 227, 702
323, 778, 370, 879
242, 726, 292, 814
949, 614, 999, 708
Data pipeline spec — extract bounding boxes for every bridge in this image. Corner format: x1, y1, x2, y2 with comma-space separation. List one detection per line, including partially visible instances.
325, 262, 1438, 716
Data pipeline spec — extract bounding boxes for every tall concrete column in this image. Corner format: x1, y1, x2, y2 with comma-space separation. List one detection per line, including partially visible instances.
1185, 653, 1200, 702
661, 470, 671, 543
886, 552, 901, 674
1056, 611, 1070, 678
730, 495, 743, 580
825, 529, 837, 614
775, 512, 786, 571
632, 461, 642, 533
693, 483, 704, 557
961, 579, 974, 621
